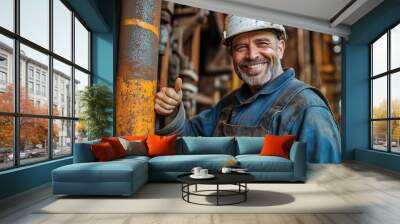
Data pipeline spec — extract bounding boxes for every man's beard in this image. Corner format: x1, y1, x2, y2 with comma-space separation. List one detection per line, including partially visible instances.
237, 55, 281, 87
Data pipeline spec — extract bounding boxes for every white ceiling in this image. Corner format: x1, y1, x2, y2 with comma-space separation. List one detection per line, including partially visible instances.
227, 0, 353, 22
168, 0, 384, 38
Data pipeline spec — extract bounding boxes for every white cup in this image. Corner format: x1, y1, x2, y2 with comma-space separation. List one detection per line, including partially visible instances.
200, 169, 208, 176
191, 167, 202, 176
221, 167, 232, 174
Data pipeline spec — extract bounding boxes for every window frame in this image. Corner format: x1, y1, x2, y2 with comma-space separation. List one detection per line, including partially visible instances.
0, 0, 92, 171
370, 20, 400, 154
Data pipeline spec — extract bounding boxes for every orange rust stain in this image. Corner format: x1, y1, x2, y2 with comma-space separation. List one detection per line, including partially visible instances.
116, 77, 156, 136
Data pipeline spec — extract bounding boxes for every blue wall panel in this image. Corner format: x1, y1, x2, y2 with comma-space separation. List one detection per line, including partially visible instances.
0, 158, 72, 199
91, 0, 119, 135
355, 149, 400, 172
343, 44, 370, 159
92, 32, 115, 136
92, 33, 114, 87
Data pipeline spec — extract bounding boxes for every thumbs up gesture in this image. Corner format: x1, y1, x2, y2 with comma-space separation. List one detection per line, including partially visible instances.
155, 78, 183, 116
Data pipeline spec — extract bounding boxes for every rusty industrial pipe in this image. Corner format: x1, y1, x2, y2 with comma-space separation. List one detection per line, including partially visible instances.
116, 0, 161, 136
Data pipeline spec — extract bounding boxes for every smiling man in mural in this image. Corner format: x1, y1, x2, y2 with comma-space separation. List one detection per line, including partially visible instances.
154, 15, 341, 163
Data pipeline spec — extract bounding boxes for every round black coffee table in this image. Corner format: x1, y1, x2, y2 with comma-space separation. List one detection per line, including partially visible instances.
177, 173, 255, 206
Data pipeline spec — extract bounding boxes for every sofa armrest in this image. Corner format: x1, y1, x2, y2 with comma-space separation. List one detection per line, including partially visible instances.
73, 141, 99, 163
289, 141, 306, 181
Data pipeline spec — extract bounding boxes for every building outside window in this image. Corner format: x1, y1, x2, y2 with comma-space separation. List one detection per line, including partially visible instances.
35, 70, 40, 81
0, 0, 91, 170
41, 73, 46, 83
41, 85, 46, 97
0, 54, 7, 67
54, 89, 58, 102
0, 71, 6, 84
0, 54, 7, 87
28, 67, 34, 80
35, 83, 40, 95
28, 81, 34, 94
370, 23, 400, 154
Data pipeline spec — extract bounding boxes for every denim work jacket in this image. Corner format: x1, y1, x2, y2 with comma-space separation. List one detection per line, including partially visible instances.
156, 68, 341, 163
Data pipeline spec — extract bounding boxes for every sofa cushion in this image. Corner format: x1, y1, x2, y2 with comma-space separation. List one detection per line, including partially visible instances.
147, 135, 177, 157
115, 155, 150, 163
52, 158, 147, 183
91, 142, 118, 161
260, 135, 296, 159
179, 137, 235, 155
124, 135, 147, 141
235, 137, 264, 155
101, 137, 127, 158
73, 139, 100, 163
118, 137, 147, 156
148, 154, 235, 172
236, 155, 293, 172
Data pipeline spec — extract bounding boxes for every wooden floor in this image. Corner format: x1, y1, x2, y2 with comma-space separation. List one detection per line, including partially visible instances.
1, 162, 400, 224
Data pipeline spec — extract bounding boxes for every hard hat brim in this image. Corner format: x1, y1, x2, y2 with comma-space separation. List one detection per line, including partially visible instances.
223, 28, 286, 46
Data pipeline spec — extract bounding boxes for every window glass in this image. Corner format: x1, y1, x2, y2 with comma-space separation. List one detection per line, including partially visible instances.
391, 72, 400, 118
19, 117, 49, 165
372, 33, 387, 76
391, 120, 400, 153
0, 116, 14, 170
372, 76, 387, 119
0, 34, 14, 113
0, 0, 14, 31
20, 0, 49, 49
74, 18, 89, 70
75, 120, 88, 143
74, 69, 89, 118
20, 44, 49, 115
372, 121, 388, 151
53, 59, 72, 116
391, 24, 400, 70
53, 119, 72, 157
53, 0, 72, 60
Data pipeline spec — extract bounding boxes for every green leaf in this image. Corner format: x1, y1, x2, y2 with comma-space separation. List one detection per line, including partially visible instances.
79, 84, 113, 140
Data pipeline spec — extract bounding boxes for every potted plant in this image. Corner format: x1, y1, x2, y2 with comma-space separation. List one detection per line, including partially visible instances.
79, 84, 113, 140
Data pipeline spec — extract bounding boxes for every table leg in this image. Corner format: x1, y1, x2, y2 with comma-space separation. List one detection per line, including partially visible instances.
217, 184, 219, 206
181, 184, 183, 199
187, 184, 190, 202
195, 184, 198, 192
245, 183, 247, 201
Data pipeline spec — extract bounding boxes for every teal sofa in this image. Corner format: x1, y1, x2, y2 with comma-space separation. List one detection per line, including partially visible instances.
52, 137, 306, 196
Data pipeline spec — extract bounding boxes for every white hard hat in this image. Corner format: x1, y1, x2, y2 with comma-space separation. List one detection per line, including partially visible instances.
223, 15, 287, 45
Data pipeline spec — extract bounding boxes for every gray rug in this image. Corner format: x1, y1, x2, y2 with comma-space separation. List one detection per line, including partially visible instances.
38, 183, 362, 214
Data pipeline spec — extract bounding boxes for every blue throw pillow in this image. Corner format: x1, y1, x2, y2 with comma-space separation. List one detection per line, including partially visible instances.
180, 137, 235, 155
235, 137, 264, 155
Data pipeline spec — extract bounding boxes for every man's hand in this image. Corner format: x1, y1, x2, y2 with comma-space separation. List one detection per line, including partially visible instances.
155, 78, 183, 116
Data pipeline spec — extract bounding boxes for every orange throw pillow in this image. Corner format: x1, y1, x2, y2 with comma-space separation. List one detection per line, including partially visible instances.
260, 135, 296, 159
101, 137, 126, 158
91, 142, 117, 161
146, 135, 177, 157
124, 135, 147, 141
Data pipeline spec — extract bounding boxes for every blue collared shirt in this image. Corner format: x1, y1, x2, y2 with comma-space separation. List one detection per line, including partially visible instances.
157, 69, 341, 163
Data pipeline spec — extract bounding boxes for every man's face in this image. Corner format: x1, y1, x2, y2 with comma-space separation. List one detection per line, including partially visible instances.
231, 30, 285, 87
